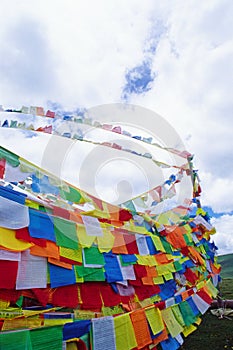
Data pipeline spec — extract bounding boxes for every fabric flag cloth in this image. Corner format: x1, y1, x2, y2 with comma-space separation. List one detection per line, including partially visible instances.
160, 335, 180, 350
2, 161, 32, 182
77, 225, 96, 248
59, 246, 82, 263
30, 325, 63, 350
120, 254, 137, 265
29, 209, 55, 242
171, 305, 185, 328
161, 307, 184, 338
92, 316, 116, 350
97, 228, 115, 253
117, 256, 136, 281
112, 231, 128, 254
0, 260, 18, 289
0, 249, 21, 261
175, 334, 184, 346
179, 301, 197, 326
30, 241, 59, 259
136, 234, 150, 255
54, 217, 78, 249
16, 250, 47, 290
191, 293, 210, 314
145, 306, 164, 336
48, 263, 76, 288
2, 318, 43, 331
0, 185, 25, 204
113, 313, 137, 350
81, 215, 103, 236
63, 320, 91, 340
0, 329, 32, 350
99, 284, 121, 307
130, 309, 152, 349
80, 283, 102, 309
182, 324, 197, 337
75, 265, 105, 282
16, 226, 45, 247
104, 253, 124, 282
146, 236, 158, 255
186, 296, 200, 316
0, 111, 223, 350
52, 284, 79, 308
116, 283, 135, 297
124, 234, 139, 254
83, 247, 105, 267
0, 195, 29, 229
0, 227, 33, 251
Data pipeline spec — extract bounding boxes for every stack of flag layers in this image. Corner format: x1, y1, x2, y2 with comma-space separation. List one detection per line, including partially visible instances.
0, 107, 221, 350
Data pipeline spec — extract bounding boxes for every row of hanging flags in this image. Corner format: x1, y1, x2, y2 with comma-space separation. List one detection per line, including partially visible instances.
0, 106, 220, 350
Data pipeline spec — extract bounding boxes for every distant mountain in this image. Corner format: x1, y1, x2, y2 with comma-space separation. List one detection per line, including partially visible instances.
218, 254, 233, 279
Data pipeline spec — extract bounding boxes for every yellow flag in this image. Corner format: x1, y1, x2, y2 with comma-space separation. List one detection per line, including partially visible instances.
139, 298, 153, 308
163, 273, 173, 281
206, 279, 218, 298
153, 276, 164, 285
44, 319, 73, 326
77, 225, 96, 248
145, 306, 164, 335
161, 307, 184, 337
97, 227, 115, 252
114, 313, 137, 350
59, 246, 82, 263
25, 199, 40, 209
136, 255, 156, 266
171, 305, 185, 327
195, 317, 202, 326
0, 300, 10, 309
182, 324, 197, 337
156, 262, 175, 276
0, 227, 33, 251
22, 307, 58, 318
156, 213, 171, 225
2, 318, 42, 331
196, 281, 205, 290
151, 235, 165, 252
129, 222, 148, 234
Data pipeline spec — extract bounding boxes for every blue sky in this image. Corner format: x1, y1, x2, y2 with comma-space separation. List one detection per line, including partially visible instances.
0, 0, 232, 254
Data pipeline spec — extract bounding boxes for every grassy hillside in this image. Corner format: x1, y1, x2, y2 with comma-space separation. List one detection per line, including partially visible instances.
218, 253, 233, 279
180, 254, 233, 349
181, 278, 233, 350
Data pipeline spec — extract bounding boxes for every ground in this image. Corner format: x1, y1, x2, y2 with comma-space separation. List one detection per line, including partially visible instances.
181, 279, 233, 350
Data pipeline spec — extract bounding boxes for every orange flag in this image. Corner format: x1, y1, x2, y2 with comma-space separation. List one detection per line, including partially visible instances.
130, 309, 152, 349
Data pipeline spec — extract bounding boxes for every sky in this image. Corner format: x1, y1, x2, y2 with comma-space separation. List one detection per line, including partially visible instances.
0, 0, 232, 254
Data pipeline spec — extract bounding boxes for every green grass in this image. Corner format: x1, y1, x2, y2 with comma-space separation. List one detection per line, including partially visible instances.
179, 255, 233, 349
218, 254, 233, 279
181, 279, 233, 350
219, 278, 233, 299
181, 311, 233, 350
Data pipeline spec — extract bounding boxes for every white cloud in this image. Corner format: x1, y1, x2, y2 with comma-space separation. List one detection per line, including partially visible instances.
200, 172, 233, 213
125, 0, 233, 216
0, 17, 57, 104
0, 0, 232, 252
0, 0, 154, 108
211, 215, 233, 255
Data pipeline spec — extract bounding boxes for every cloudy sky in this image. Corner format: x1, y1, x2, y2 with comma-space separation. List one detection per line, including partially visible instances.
0, 0, 232, 254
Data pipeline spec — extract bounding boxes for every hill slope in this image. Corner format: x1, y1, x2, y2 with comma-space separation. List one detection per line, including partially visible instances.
218, 253, 233, 279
